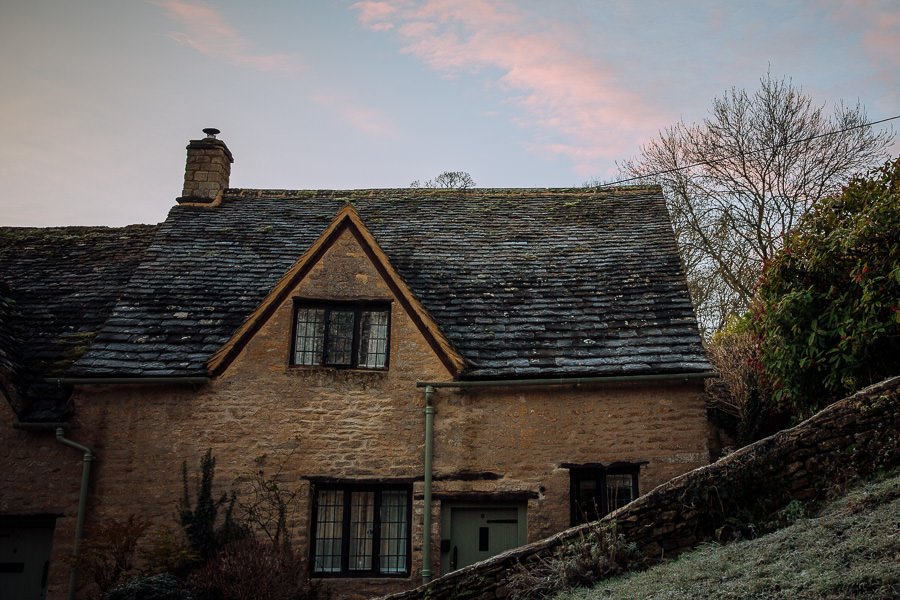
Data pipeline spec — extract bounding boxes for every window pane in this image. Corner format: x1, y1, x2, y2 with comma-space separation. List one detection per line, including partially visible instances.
379, 490, 408, 573
326, 310, 355, 365
294, 308, 325, 365
348, 491, 375, 571
314, 490, 344, 573
576, 477, 602, 523
358, 310, 389, 368
607, 473, 634, 511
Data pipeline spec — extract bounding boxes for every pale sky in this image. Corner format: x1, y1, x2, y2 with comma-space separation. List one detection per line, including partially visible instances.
1, 0, 897, 226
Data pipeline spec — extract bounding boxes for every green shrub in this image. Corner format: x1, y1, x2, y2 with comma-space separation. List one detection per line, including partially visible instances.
753, 156, 900, 418
104, 573, 193, 600
106, 450, 315, 599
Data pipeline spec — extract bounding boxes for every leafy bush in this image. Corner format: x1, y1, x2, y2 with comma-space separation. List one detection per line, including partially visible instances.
705, 314, 777, 444
104, 573, 193, 600
178, 449, 315, 599
705, 314, 794, 444
187, 455, 314, 599
76, 515, 149, 598
189, 538, 314, 600
753, 156, 900, 417
109, 450, 316, 599
139, 526, 196, 578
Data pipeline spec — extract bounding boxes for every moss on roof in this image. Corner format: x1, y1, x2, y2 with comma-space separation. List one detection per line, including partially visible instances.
0, 224, 159, 420
71, 187, 708, 379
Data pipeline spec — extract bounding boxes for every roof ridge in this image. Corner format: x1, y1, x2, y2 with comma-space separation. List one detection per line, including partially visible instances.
222, 186, 662, 199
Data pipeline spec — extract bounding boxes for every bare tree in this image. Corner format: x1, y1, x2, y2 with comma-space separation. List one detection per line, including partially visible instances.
410, 171, 476, 189
620, 73, 893, 334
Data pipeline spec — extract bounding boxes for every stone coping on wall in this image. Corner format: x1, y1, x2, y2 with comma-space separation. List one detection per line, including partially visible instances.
378, 376, 900, 600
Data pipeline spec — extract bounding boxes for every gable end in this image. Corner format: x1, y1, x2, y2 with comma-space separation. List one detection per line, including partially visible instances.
207, 204, 466, 377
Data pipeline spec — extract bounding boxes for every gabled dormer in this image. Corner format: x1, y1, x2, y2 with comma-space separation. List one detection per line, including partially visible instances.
207, 203, 466, 379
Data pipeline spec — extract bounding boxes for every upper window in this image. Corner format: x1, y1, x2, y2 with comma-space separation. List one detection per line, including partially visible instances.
570, 466, 639, 526
311, 484, 411, 577
292, 301, 390, 369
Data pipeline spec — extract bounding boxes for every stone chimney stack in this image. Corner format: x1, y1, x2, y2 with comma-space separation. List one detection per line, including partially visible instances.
178, 128, 234, 203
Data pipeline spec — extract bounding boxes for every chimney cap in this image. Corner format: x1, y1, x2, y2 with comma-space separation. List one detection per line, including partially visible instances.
202, 128, 221, 139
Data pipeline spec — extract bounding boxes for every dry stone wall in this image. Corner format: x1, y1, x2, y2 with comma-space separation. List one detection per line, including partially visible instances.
380, 376, 900, 600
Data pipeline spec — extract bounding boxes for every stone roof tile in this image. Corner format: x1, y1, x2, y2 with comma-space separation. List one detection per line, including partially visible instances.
68, 187, 709, 379
0, 225, 158, 420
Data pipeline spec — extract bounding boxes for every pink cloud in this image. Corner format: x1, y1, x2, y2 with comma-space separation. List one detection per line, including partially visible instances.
861, 5, 900, 68
829, 1, 900, 86
154, 0, 300, 73
352, 0, 665, 173
311, 92, 397, 138
353, 1, 398, 31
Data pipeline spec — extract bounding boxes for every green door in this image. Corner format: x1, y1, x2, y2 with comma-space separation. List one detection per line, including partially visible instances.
0, 517, 56, 600
441, 505, 525, 573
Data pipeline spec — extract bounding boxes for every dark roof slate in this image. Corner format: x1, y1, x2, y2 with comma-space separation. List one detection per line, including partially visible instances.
0, 225, 158, 420
71, 187, 709, 379
0, 284, 25, 413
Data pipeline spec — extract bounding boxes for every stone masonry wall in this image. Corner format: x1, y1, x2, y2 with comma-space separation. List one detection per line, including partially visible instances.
180, 138, 232, 201
3, 228, 710, 600
70, 229, 450, 600
427, 380, 708, 547
0, 400, 83, 600
380, 375, 900, 600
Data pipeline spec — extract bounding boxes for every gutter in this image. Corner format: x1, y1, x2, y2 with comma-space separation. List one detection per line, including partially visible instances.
13, 421, 71, 431
51, 376, 210, 386
417, 371, 716, 389
416, 370, 714, 584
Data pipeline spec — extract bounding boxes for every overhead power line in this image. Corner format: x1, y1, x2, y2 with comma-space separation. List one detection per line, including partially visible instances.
593, 113, 900, 189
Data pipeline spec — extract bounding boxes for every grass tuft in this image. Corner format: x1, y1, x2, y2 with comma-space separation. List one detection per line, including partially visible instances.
555, 470, 900, 600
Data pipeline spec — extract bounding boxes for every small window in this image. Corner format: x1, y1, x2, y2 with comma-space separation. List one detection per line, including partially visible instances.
292, 301, 390, 369
311, 484, 411, 577
570, 466, 639, 526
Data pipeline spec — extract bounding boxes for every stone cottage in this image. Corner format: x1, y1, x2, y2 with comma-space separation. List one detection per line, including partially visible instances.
0, 130, 712, 599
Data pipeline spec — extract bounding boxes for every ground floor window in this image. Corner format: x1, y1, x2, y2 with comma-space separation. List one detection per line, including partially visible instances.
569, 466, 639, 525
311, 484, 410, 576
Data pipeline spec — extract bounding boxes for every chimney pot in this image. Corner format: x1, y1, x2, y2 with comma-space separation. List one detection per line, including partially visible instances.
202, 127, 220, 139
